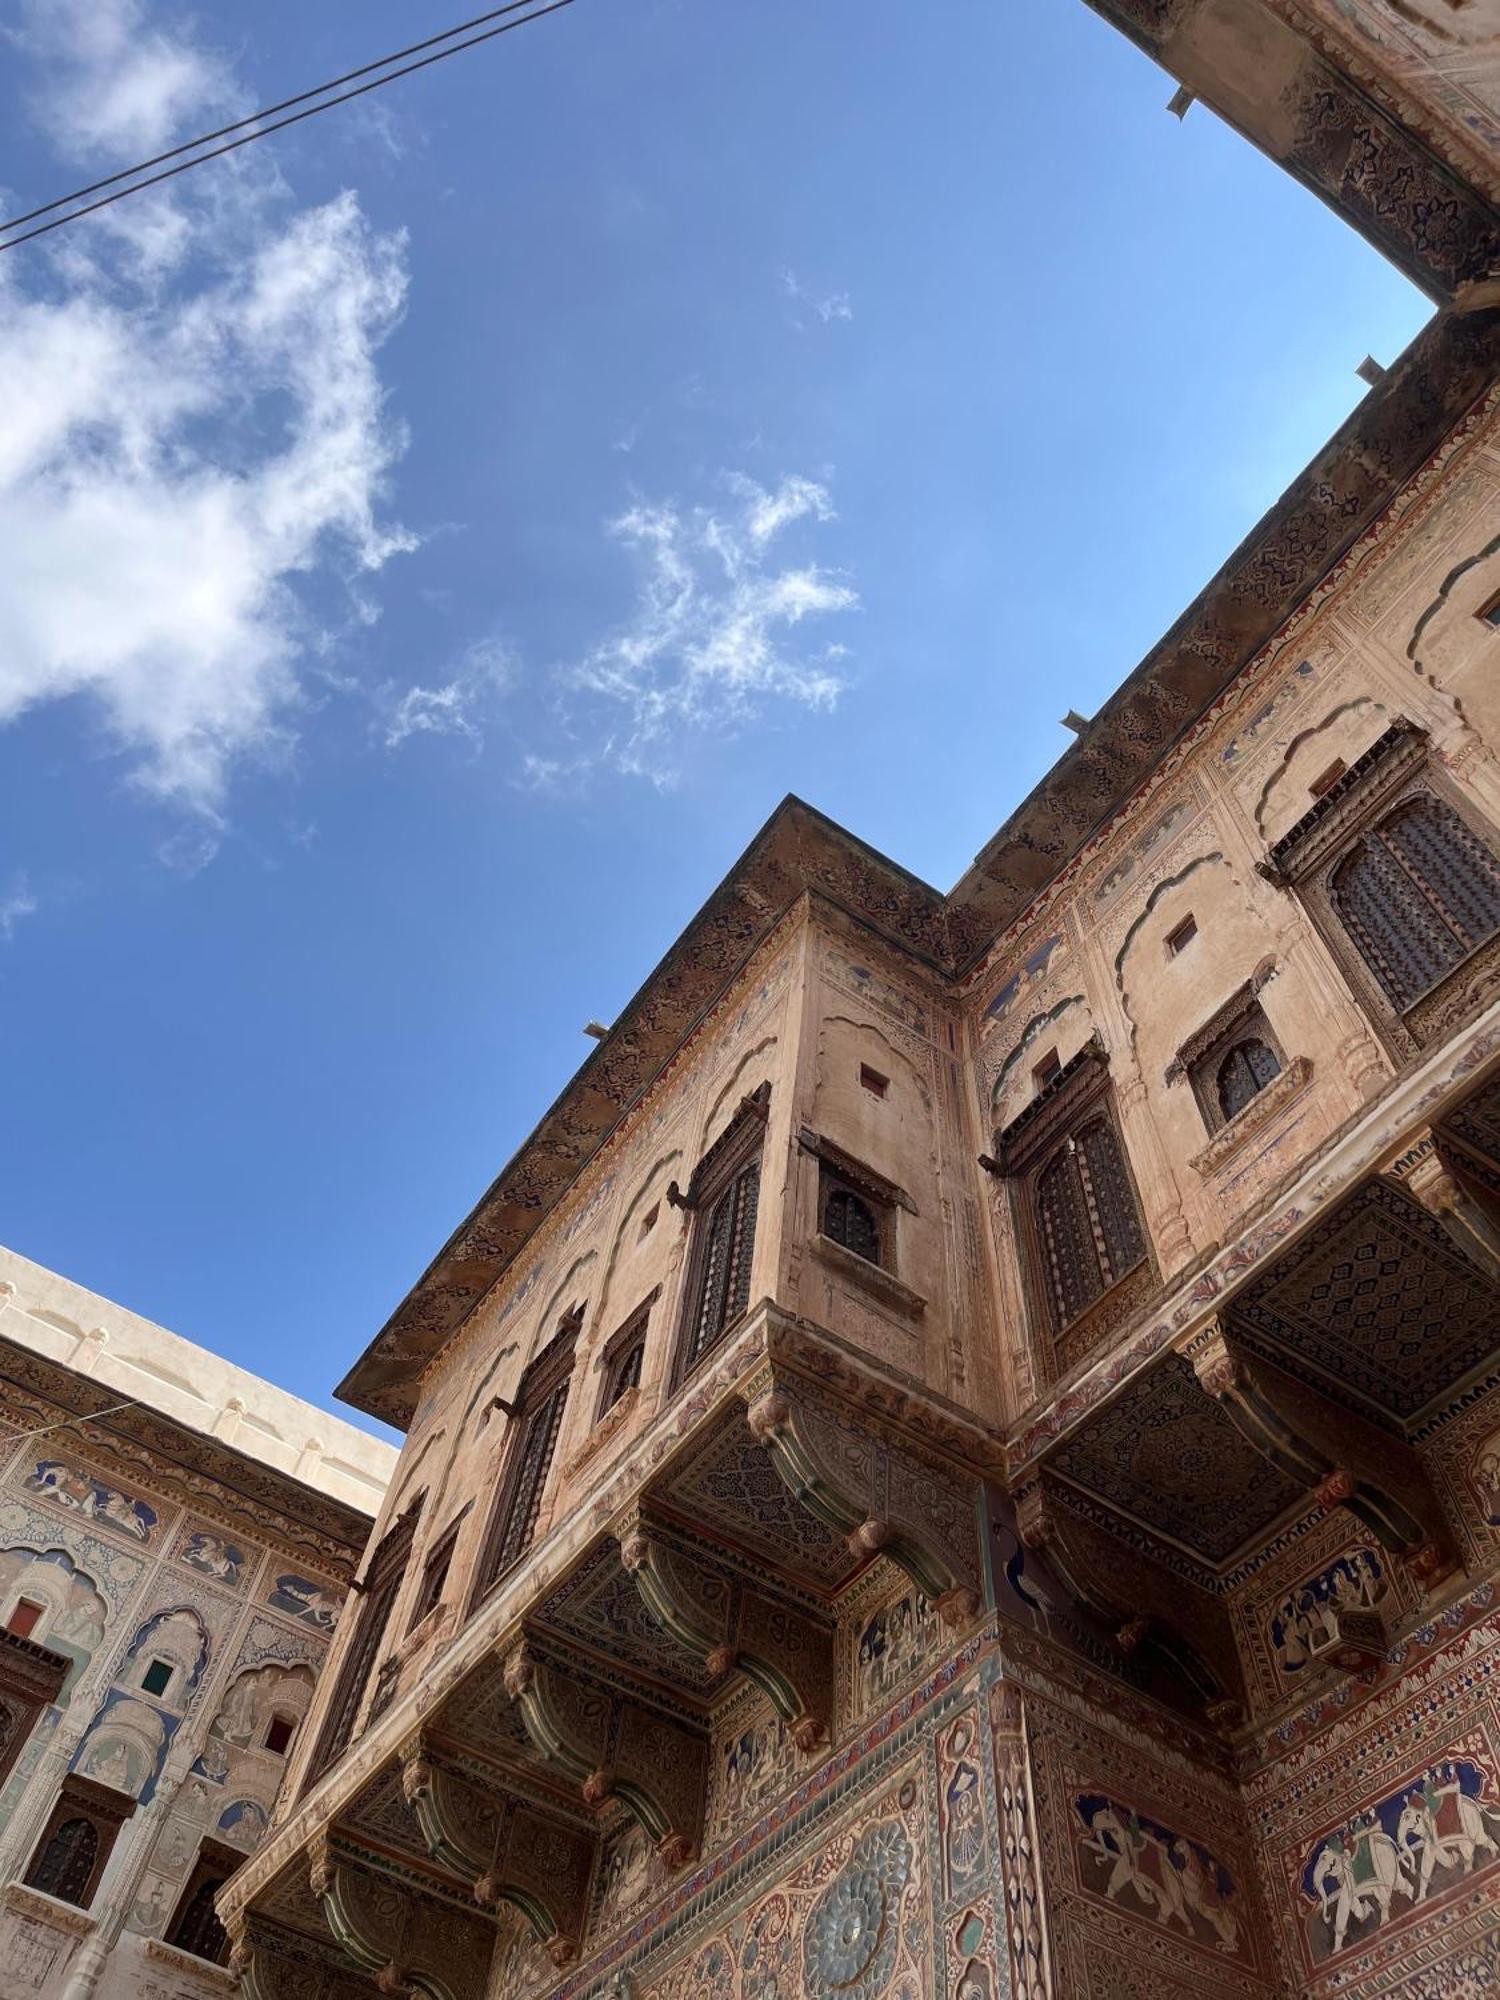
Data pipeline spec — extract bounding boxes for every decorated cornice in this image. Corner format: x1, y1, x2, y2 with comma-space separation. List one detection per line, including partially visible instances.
0, 1337, 371, 1566
339, 312, 1500, 1427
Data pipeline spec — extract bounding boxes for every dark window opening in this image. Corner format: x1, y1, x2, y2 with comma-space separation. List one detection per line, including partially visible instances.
687, 1162, 760, 1368
599, 1302, 650, 1416
264, 1713, 295, 1757
1215, 1037, 1282, 1122
823, 1184, 882, 1265
165, 1846, 239, 1966
1033, 1048, 1062, 1090
7, 1599, 44, 1641
304, 1504, 418, 1790
1331, 792, 1500, 1011
1477, 592, 1500, 630
473, 1333, 576, 1601
859, 1064, 889, 1098
1034, 1117, 1146, 1330
26, 1815, 98, 1906
409, 1520, 461, 1632
1166, 914, 1198, 956
638, 1202, 659, 1240
141, 1659, 172, 1698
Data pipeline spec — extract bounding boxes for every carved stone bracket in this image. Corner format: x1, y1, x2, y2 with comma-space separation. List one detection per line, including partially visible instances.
502, 1640, 705, 1871
1185, 1319, 1456, 1590
311, 1843, 493, 2000
744, 1376, 981, 1627
615, 1509, 832, 1750
1384, 1129, 1500, 1282
1014, 1477, 1237, 1726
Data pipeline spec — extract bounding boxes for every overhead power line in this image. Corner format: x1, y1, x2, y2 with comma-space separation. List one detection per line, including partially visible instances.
0, 0, 579, 255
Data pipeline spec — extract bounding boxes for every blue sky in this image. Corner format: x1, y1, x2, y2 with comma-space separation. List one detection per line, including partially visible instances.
0, 0, 1430, 1437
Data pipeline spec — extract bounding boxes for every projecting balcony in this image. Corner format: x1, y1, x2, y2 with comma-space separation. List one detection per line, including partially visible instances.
218, 1302, 1001, 1996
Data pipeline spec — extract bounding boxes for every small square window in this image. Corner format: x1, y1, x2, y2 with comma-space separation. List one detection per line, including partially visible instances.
7, 1599, 45, 1640
265, 1714, 295, 1757
1309, 758, 1347, 798
141, 1658, 173, 1698
859, 1065, 889, 1099
1476, 591, 1500, 630
1166, 915, 1198, 956
1033, 1048, 1062, 1091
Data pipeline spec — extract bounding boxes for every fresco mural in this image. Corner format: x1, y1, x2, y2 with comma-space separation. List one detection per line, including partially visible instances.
266, 1571, 343, 1628
855, 1590, 942, 1709
0, 1546, 106, 1687
23, 1458, 158, 1542
1473, 1427, 1500, 1527
1074, 1792, 1244, 1956
1299, 1756, 1500, 1961
177, 1527, 247, 1586
984, 933, 1068, 1025
707, 1705, 795, 1844
1269, 1548, 1388, 1678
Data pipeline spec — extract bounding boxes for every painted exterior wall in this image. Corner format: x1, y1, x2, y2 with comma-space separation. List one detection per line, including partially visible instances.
0, 1256, 395, 2000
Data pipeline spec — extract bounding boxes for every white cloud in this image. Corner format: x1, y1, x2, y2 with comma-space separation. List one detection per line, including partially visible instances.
0, 0, 412, 831
563, 473, 856, 783
0, 873, 38, 940
780, 267, 853, 327
382, 638, 514, 750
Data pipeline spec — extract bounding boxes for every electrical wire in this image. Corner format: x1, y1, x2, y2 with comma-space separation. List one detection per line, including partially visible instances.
0, 0, 579, 255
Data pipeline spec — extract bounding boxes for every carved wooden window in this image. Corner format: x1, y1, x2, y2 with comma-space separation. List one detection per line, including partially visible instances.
675, 1085, 770, 1381
24, 1777, 134, 1909
1171, 976, 1289, 1137
408, 1514, 463, 1632
1215, 1037, 1281, 1121
993, 1042, 1153, 1376
165, 1841, 239, 1965
28, 1816, 97, 1905
597, 1295, 654, 1417
821, 1178, 883, 1265
1033, 1117, 1144, 1327
1265, 722, 1500, 1057
473, 1327, 576, 1600
303, 1504, 417, 1789
1330, 794, 1500, 1011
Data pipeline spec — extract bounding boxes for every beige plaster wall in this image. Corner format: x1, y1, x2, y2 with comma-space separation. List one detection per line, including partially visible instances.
0, 1247, 396, 1515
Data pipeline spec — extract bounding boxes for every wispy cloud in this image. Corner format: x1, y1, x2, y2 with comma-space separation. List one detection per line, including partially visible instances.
382, 638, 514, 751
555, 472, 857, 785
0, 873, 38, 941
0, 0, 412, 845
780, 267, 853, 328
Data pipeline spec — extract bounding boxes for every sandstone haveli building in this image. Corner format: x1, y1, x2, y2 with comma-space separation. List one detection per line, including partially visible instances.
12, 0, 1500, 1995
0, 1248, 396, 2000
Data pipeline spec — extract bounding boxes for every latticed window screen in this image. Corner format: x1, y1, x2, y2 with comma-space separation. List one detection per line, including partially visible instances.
823, 1185, 881, 1265
488, 1376, 570, 1578
688, 1162, 760, 1367
27, 1814, 98, 1906
1331, 794, 1500, 1010
304, 1513, 413, 1788
600, 1315, 647, 1414
1034, 1117, 1145, 1329
1215, 1038, 1281, 1122
167, 1873, 230, 1963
